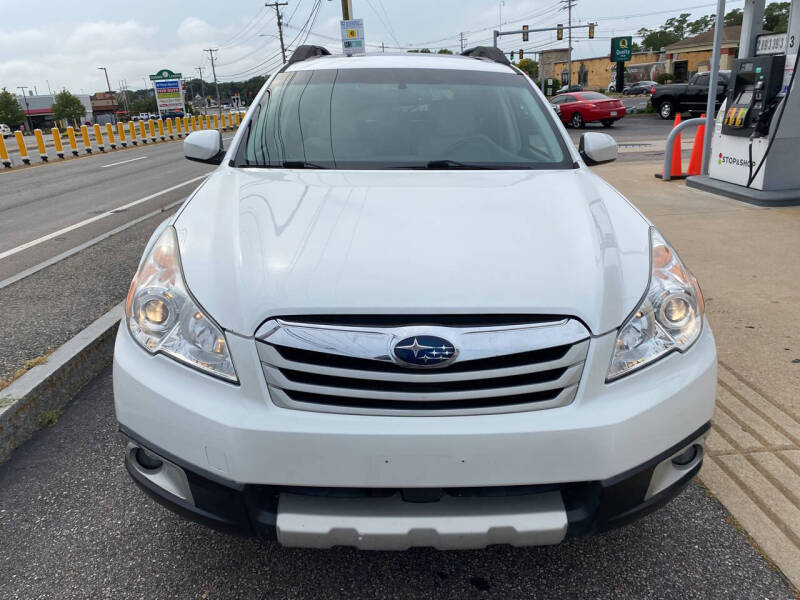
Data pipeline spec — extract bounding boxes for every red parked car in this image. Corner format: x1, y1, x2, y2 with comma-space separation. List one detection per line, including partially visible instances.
550, 91, 626, 128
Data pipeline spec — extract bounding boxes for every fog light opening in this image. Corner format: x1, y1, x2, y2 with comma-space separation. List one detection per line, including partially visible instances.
671, 444, 700, 467
135, 447, 164, 471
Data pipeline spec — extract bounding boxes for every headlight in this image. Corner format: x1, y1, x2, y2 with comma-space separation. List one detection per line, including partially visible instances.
125, 226, 238, 382
607, 228, 704, 380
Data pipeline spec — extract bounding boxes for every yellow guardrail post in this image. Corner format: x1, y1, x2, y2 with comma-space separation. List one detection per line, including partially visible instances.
166, 117, 175, 139
191, 116, 198, 131
66, 126, 79, 156
182, 116, 188, 134
139, 120, 148, 144
80, 124, 93, 154
129, 121, 139, 145
175, 117, 183, 138
213, 113, 219, 130
205, 115, 211, 130
51, 128, 64, 159
93, 123, 105, 152
148, 119, 157, 143
0, 135, 11, 167
34, 129, 48, 162
105, 123, 116, 150
117, 122, 127, 147
15, 131, 31, 164
157, 118, 166, 141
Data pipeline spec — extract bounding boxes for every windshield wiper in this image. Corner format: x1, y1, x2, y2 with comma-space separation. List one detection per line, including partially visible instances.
424, 159, 492, 169
281, 161, 326, 169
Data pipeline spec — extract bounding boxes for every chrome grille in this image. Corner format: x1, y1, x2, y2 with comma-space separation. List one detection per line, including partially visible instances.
255, 318, 591, 416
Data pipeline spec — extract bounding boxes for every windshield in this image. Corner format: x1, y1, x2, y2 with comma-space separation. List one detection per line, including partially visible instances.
236, 68, 572, 170
579, 92, 609, 101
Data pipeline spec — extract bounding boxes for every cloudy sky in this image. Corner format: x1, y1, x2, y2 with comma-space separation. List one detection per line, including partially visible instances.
2, 0, 748, 95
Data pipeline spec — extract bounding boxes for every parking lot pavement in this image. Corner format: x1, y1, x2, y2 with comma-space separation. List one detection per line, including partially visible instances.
0, 369, 794, 600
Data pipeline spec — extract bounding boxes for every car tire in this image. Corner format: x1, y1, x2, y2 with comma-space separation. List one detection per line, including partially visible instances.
571, 112, 585, 128
658, 100, 675, 120
602, 120, 614, 128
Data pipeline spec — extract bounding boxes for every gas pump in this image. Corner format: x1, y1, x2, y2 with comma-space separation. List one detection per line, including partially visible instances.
721, 55, 785, 136
689, 1, 800, 204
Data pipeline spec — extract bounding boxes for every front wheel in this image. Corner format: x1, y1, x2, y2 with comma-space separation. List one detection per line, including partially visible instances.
658, 100, 675, 119
571, 112, 585, 128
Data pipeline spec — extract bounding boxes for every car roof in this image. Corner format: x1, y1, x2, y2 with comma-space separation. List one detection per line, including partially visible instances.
285, 52, 515, 74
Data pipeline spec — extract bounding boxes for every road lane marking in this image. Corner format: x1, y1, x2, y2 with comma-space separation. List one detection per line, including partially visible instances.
0, 198, 186, 290
0, 175, 207, 262
100, 156, 148, 168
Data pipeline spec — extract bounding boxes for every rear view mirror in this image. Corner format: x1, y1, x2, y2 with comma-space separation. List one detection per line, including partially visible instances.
184, 130, 224, 165
579, 132, 618, 165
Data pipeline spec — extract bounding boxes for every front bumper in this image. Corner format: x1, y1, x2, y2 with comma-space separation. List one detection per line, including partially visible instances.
124, 422, 708, 548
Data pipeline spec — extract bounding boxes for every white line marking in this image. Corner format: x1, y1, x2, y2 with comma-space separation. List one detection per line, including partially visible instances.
0, 175, 207, 262
0, 198, 185, 290
100, 156, 148, 168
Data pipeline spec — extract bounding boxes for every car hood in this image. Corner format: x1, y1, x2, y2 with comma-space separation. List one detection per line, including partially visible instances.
175, 168, 650, 336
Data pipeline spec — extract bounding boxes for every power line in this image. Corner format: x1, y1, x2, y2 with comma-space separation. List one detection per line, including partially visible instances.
265, 2, 289, 64
203, 49, 222, 113
217, 7, 272, 49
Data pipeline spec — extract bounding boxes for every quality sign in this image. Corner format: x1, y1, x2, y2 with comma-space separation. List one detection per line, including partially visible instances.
610, 37, 632, 62
149, 69, 185, 113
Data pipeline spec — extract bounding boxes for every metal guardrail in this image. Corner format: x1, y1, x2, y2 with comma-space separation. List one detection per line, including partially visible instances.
661, 117, 706, 181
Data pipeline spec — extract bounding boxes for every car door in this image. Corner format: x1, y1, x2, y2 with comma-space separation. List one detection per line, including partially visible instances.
688, 73, 709, 111
553, 94, 577, 122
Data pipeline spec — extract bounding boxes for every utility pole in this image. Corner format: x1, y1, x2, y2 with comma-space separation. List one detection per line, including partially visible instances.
265, 2, 289, 64
562, 0, 576, 86
204, 48, 222, 116
340, 0, 353, 20
381, 42, 385, 52
16, 86, 31, 132
196, 66, 206, 115
97, 67, 115, 123
459, 32, 466, 52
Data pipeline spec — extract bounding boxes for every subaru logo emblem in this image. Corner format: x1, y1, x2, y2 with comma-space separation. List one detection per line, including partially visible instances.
393, 336, 457, 367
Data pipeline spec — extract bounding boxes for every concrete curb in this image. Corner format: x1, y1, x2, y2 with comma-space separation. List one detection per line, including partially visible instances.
0, 302, 123, 463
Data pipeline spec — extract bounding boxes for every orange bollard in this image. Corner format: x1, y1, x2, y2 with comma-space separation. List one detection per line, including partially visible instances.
157, 118, 166, 140
656, 114, 683, 179
183, 116, 189, 134
0, 135, 11, 167
15, 131, 31, 164
66, 126, 79, 156
148, 119, 157, 142
93, 123, 105, 152
51, 128, 64, 159
105, 123, 116, 149
213, 113, 219, 129
139, 120, 148, 144
686, 114, 706, 176
166, 117, 175, 139
117, 122, 128, 147
175, 116, 183, 138
34, 129, 48, 162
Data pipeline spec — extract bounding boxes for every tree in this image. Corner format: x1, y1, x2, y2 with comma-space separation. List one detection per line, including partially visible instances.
638, 28, 680, 52
724, 8, 743, 26
764, 1, 790, 32
515, 58, 538, 79
52, 90, 86, 123
130, 96, 157, 114
437, 48, 453, 54
0, 88, 25, 127
687, 15, 715, 35
407, 48, 432, 53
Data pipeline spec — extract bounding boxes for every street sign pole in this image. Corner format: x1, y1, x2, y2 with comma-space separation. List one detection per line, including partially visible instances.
616, 62, 625, 95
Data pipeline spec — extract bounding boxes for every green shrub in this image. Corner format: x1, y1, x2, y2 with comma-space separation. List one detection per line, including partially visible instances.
656, 73, 675, 85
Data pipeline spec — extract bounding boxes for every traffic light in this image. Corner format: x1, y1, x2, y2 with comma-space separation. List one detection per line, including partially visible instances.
519, 49, 524, 60
509, 51, 515, 60
522, 25, 529, 42
557, 24, 563, 41
588, 23, 595, 39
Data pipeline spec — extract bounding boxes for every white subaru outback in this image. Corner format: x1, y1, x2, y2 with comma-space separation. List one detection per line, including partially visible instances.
114, 46, 716, 550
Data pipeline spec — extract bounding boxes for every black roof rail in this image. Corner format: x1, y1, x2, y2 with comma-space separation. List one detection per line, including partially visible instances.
287, 45, 331, 65
461, 46, 511, 66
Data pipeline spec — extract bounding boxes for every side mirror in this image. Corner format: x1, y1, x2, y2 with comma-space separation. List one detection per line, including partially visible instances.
579, 132, 618, 165
184, 130, 224, 165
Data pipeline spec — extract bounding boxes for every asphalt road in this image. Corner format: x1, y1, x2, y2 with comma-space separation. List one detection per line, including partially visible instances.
0, 369, 794, 599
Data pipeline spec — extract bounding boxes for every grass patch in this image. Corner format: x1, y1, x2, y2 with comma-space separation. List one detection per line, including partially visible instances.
39, 409, 63, 428
0, 348, 55, 392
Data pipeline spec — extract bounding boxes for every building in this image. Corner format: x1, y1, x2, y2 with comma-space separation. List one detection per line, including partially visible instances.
90, 92, 119, 124
663, 25, 754, 81
14, 93, 93, 129
551, 51, 663, 91
539, 48, 570, 83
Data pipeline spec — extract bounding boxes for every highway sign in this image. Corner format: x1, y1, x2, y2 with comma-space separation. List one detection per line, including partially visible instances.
610, 37, 632, 62
341, 19, 365, 56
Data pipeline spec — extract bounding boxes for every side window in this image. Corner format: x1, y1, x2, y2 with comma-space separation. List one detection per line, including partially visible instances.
551, 96, 564, 105
694, 74, 709, 87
